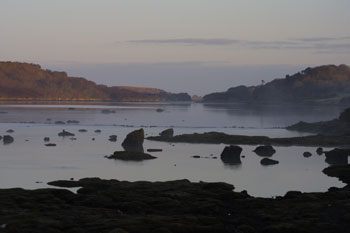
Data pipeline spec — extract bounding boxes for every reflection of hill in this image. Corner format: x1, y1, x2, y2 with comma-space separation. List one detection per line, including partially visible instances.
0, 62, 191, 102
203, 65, 350, 104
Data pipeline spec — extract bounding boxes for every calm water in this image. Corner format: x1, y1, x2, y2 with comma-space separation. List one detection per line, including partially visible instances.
0, 102, 347, 197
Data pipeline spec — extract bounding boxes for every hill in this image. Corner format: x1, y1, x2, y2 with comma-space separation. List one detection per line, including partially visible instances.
0, 61, 191, 102
203, 64, 350, 103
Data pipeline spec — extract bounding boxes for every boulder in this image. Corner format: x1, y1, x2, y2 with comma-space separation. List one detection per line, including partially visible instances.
6, 129, 14, 133
95, 129, 102, 133
253, 145, 276, 157
107, 151, 156, 161
316, 147, 323, 155
58, 130, 75, 137
159, 128, 174, 137
192, 155, 201, 158
303, 152, 312, 158
220, 145, 242, 165
44, 137, 50, 142
122, 129, 144, 152
325, 148, 349, 165
78, 129, 88, 133
3, 135, 14, 144
109, 135, 117, 142
260, 158, 279, 166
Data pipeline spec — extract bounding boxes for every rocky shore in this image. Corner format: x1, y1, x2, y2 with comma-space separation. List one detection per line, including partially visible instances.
0, 166, 349, 233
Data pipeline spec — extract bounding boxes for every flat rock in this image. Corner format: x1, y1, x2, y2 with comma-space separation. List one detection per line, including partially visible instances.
107, 151, 156, 161
58, 130, 75, 137
303, 152, 312, 158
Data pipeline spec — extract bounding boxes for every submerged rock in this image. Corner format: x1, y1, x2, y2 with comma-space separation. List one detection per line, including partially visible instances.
55, 121, 66, 125
67, 120, 80, 124
95, 129, 102, 133
44, 137, 50, 142
101, 109, 116, 114
6, 129, 14, 133
122, 128, 144, 152
156, 108, 164, 112
260, 158, 279, 166
253, 145, 276, 157
325, 148, 350, 165
192, 155, 201, 158
220, 145, 242, 165
58, 130, 75, 137
78, 129, 88, 133
303, 152, 312, 158
107, 151, 156, 161
3, 135, 14, 144
159, 128, 174, 137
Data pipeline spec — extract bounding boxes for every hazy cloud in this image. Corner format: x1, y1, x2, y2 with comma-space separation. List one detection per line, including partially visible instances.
126, 36, 350, 52
128, 38, 241, 46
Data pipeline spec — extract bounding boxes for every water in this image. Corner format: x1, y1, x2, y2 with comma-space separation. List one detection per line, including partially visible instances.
0, 102, 347, 197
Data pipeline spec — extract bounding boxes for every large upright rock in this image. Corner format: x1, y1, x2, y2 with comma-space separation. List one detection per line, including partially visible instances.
122, 129, 144, 152
159, 128, 174, 138
220, 145, 242, 165
325, 148, 349, 165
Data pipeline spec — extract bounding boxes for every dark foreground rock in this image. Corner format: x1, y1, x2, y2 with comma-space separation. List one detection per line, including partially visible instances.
220, 145, 242, 165
3, 135, 14, 144
58, 130, 75, 137
147, 132, 350, 147
1, 176, 350, 233
253, 145, 276, 157
107, 151, 156, 161
324, 148, 350, 165
260, 158, 279, 166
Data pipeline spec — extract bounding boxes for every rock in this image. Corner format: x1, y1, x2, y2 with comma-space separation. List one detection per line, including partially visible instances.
55, 121, 66, 125
159, 128, 174, 137
260, 158, 279, 166
107, 151, 157, 161
316, 147, 323, 155
253, 145, 276, 157
58, 130, 75, 137
94, 129, 102, 133
44, 137, 50, 142
67, 120, 80, 124
3, 135, 14, 144
45, 143, 56, 147
325, 148, 350, 165
192, 155, 201, 158
109, 135, 117, 142
220, 145, 242, 165
156, 108, 164, 112
122, 129, 144, 152
6, 129, 14, 133
78, 129, 88, 132
147, 149, 163, 152
303, 152, 312, 158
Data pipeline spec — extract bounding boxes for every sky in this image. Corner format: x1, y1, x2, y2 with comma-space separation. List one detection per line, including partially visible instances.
1, 0, 349, 95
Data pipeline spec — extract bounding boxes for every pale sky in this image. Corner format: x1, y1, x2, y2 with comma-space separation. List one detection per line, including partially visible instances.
1, 0, 349, 94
